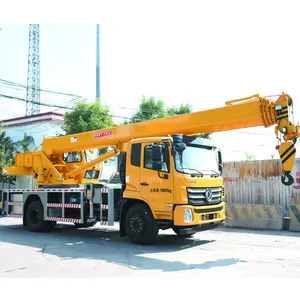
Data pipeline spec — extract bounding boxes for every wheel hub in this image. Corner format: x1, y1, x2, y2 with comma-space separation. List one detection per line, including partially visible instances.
130, 215, 144, 234
30, 209, 39, 225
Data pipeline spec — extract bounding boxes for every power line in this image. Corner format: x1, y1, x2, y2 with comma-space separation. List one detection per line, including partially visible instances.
0, 78, 191, 115
224, 143, 276, 154
0, 78, 83, 98
0, 93, 134, 120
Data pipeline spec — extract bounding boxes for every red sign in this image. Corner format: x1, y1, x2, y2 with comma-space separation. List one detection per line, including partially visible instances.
223, 177, 232, 182
94, 131, 112, 138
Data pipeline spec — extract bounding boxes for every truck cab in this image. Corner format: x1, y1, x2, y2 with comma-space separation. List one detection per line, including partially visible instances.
118, 134, 225, 244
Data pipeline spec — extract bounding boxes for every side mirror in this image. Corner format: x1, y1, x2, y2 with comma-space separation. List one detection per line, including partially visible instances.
152, 161, 163, 171
218, 163, 223, 175
173, 142, 186, 152
152, 144, 163, 161
218, 150, 223, 175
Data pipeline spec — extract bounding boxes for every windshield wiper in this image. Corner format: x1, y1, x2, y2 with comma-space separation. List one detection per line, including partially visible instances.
202, 170, 219, 177
182, 168, 204, 177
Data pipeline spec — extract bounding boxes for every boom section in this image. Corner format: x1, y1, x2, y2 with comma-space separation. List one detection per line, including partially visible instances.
42, 94, 277, 156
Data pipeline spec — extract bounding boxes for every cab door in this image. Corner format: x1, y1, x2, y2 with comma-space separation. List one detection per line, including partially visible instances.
139, 142, 174, 219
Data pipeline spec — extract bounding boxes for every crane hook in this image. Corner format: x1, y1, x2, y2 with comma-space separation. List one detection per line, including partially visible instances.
281, 172, 294, 186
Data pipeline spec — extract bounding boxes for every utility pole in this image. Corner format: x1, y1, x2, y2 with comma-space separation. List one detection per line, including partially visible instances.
96, 24, 100, 104
26, 24, 40, 115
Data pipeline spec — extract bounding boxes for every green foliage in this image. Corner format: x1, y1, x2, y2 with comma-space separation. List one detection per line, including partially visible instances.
62, 99, 114, 135
15, 133, 33, 152
0, 127, 16, 184
125, 96, 211, 139
124, 96, 167, 124
62, 99, 115, 156
245, 152, 256, 161
166, 103, 193, 116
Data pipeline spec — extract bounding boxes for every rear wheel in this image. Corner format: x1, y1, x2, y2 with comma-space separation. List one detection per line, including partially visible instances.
25, 201, 56, 232
125, 203, 159, 245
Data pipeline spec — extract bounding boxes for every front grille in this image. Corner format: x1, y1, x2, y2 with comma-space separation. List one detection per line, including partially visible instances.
187, 186, 222, 206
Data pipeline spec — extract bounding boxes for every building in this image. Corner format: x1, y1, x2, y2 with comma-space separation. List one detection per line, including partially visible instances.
1, 112, 65, 188
1, 111, 65, 152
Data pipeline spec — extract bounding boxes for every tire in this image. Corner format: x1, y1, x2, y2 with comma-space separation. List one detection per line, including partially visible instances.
172, 227, 195, 237
25, 201, 56, 232
125, 203, 159, 245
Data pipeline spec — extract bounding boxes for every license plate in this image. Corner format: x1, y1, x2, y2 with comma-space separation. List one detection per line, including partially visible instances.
202, 213, 216, 221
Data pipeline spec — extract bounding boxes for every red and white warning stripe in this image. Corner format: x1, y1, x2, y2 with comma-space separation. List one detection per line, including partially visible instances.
47, 203, 81, 208
8, 201, 23, 206
101, 204, 108, 209
101, 188, 108, 193
8, 214, 22, 218
46, 217, 81, 223
99, 221, 108, 225
3, 188, 84, 193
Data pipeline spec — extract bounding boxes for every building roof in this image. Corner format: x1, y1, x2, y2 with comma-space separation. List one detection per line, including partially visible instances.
1, 111, 64, 128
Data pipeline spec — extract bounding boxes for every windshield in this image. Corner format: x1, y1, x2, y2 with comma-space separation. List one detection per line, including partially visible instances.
174, 145, 219, 175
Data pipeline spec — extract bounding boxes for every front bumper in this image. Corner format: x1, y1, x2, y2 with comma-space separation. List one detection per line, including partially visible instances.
173, 202, 225, 227
175, 222, 223, 235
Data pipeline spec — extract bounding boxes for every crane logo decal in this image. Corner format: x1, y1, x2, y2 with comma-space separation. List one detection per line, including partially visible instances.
94, 131, 113, 138
205, 189, 213, 202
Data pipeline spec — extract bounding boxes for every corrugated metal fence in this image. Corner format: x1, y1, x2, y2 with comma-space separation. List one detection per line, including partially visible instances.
223, 159, 292, 206
223, 158, 300, 231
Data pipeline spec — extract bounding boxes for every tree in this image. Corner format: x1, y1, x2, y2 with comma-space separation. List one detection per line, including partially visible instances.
62, 99, 115, 156
124, 96, 167, 124
166, 103, 193, 116
0, 127, 16, 187
15, 133, 34, 153
125, 96, 193, 123
245, 152, 256, 161
62, 99, 114, 135
125, 96, 211, 138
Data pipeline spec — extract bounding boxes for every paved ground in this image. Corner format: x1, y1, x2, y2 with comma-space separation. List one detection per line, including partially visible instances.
1, 217, 300, 278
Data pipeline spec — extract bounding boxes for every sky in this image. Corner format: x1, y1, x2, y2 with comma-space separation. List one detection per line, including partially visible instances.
1, 0, 300, 162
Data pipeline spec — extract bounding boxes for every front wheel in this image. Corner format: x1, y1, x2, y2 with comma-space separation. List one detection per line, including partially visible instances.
125, 203, 159, 245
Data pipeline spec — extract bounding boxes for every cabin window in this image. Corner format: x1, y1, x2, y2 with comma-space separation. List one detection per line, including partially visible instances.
144, 144, 170, 173
131, 143, 141, 167
63, 151, 82, 163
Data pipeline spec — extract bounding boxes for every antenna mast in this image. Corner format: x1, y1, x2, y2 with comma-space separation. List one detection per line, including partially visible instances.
26, 24, 40, 115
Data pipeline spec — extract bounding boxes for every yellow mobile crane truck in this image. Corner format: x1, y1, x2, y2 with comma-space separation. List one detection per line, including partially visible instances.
1, 93, 299, 244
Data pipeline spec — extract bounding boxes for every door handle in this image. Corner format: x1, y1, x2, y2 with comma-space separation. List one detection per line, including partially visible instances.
141, 182, 149, 186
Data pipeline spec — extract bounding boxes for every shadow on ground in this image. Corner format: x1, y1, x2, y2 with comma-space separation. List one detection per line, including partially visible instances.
0, 221, 243, 272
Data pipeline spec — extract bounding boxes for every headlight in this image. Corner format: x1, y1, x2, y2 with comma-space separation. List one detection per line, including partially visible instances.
184, 209, 193, 222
